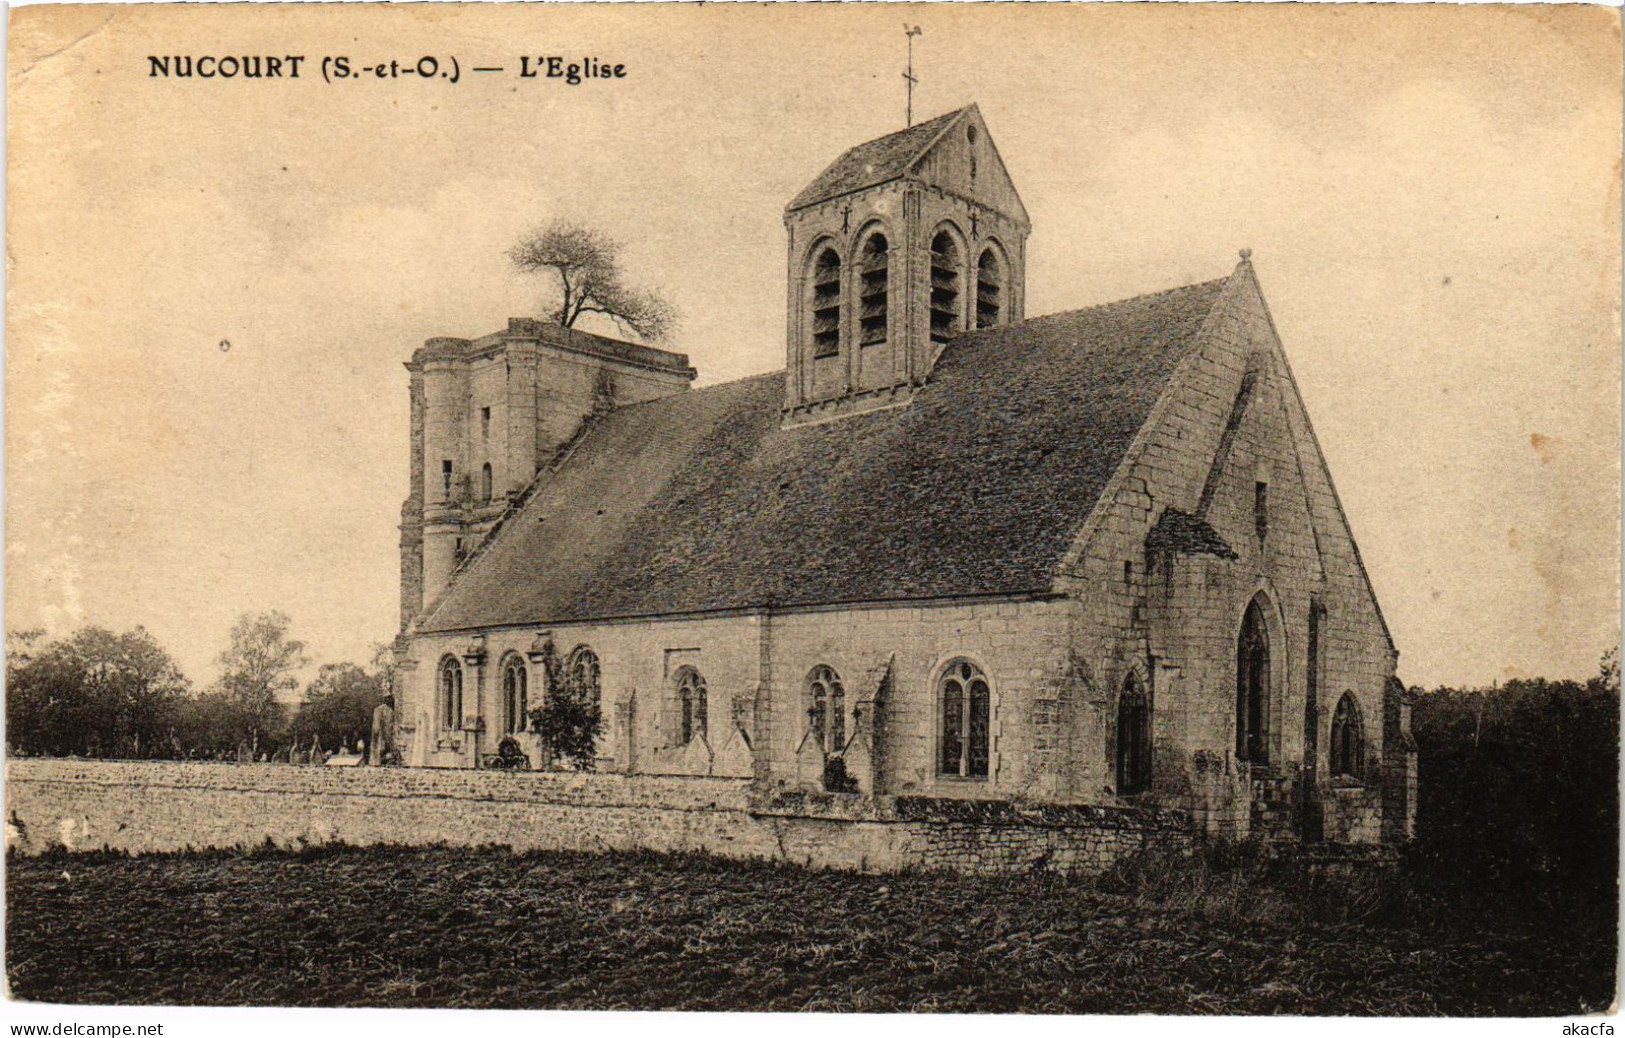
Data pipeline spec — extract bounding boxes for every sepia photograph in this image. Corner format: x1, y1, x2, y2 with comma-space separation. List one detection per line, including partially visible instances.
4, 0, 1620, 1022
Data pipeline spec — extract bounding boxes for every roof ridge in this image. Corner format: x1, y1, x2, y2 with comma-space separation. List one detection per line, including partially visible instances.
938, 273, 1232, 351
786, 106, 972, 213
895, 104, 972, 172
1050, 274, 1231, 317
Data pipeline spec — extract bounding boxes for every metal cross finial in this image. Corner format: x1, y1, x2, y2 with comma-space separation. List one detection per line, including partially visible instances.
903, 25, 922, 127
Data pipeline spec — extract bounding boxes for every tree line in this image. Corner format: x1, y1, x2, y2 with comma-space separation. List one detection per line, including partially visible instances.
6, 611, 391, 762
1407, 648, 1619, 923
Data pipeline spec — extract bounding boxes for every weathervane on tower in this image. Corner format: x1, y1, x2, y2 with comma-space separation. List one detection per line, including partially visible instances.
903, 25, 922, 127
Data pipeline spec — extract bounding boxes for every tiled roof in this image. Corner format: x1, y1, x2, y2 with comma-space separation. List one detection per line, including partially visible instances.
417, 275, 1230, 633
786, 108, 967, 213
1147, 509, 1239, 560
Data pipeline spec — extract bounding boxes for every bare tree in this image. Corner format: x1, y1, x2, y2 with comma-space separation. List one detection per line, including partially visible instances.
508, 220, 678, 342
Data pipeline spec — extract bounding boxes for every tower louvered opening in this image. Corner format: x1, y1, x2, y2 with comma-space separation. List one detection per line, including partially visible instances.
977, 248, 1003, 329
858, 233, 889, 346
811, 248, 842, 359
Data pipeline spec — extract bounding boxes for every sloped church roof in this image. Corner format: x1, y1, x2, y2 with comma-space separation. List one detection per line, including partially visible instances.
787, 107, 969, 212
417, 275, 1231, 634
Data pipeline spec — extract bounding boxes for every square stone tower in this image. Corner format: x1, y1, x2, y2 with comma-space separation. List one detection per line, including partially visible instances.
400, 320, 695, 627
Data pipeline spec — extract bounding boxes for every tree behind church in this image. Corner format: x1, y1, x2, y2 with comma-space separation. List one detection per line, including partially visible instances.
214, 610, 306, 752
508, 220, 678, 342
292, 661, 386, 753
5, 625, 190, 758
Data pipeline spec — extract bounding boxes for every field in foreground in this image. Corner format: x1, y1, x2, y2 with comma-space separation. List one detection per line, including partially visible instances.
6, 844, 1615, 1014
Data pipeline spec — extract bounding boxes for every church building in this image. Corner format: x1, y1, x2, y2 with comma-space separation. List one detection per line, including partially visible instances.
393, 105, 1415, 846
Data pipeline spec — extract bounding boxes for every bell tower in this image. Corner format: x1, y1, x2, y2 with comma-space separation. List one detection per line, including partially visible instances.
782, 104, 1030, 425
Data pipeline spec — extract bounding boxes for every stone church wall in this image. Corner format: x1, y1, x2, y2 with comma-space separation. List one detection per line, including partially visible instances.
400, 597, 1084, 803
1054, 270, 1406, 834
6, 759, 1191, 875
762, 599, 1076, 799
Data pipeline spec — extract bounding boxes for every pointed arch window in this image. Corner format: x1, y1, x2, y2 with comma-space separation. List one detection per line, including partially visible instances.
806, 665, 846, 754
929, 230, 962, 344
676, 667, 708, 745
939, 659, 990, 779
1330, 692, 1365, 781
858, 233, 889, 346
1236, 598, 1271, 764
810, 247, 842, 359
481, 463, 494, 502
1116, 672, 1152, 795
438, 655, 464, 732
976, 248, 1004, 329
567, 646, 601, 708
501, 655, 528, 734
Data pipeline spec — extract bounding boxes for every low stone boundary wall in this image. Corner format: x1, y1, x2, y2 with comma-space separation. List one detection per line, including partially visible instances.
5, 759, 1191, 875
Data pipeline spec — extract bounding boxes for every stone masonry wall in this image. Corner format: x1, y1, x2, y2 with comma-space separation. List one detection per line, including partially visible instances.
1055, 265, 1400, 826
5, 759, 1190, 876
401, 597, 1087, 805
7, 759, 769, 861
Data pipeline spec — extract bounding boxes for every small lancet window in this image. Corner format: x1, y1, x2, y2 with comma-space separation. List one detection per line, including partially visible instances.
976, 248, 1003, 329
676, 667, 708, 745
939, 659, 990, 779
441, 459, 454, 497
929, 231, 962, 344
810, 248, 842, 359
807, 665, 847, 754
502, 656, 528, 734
1330, 692, 1365, 781
481, 463, 494, 502
439, 655, 464, 732
1116, 672, 1152, 795
1237, 597, 1271, 764
858, 234, 889, 347
1255, 481, 1269, 541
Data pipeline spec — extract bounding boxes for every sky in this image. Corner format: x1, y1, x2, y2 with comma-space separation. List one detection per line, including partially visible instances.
6, 2, 1620, 692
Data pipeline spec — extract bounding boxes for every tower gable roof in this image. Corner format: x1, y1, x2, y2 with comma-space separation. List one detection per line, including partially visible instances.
787, 106, 971, 213
416, 273, 1231, 633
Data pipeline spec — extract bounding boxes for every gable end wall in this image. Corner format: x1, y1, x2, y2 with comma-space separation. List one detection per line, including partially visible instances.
1058, 268, 1397, 815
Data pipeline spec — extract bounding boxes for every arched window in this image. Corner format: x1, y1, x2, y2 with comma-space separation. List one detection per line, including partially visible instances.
1236, 598, 1271, 764
858, 233, 889, 346
938, 659, 990, 778
567, 646, 601, 707
929, 230, 962, 344
806, 665, 846, 754
810, 246, 842, 359
438, 655, 464, 732
481, 463, 494, 502
976, 247, 1004, 329
1116, 672, 1152, 795
1330, 692, 1365, 781
501, 655, 528, 734
676, 667, 708, 745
